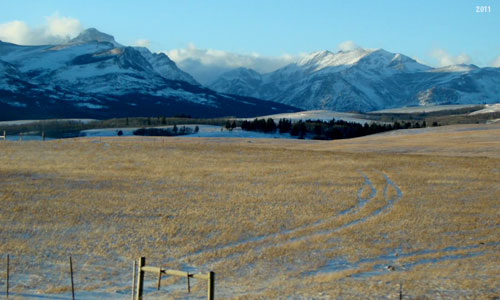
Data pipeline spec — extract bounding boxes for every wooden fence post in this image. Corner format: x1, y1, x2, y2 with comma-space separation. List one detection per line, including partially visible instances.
69, 256, 75, 300
136, 257, 145, 300
131, 260, 136, 300
399, 282, 403, 300
6, 254, 9, 299
157, 268, 161, 290
208, 271, 214, 300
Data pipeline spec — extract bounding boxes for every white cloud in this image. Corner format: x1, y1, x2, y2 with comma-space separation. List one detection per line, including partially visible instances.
491, 55, 500, 67
165, 43, 300, 84
45, 14, 82, 40
431, 48, 471, 67
0, 14, 82, 45
338, 40, 359, 51
0, 20, 31, 45
134, 39, 150, 48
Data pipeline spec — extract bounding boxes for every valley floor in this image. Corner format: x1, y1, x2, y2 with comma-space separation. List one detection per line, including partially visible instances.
0, 124, 498, 299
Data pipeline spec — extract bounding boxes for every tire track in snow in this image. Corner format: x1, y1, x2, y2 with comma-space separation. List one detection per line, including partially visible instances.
286, 171, 402, 241
180, 171, 397, 266
306, 241, 499, 278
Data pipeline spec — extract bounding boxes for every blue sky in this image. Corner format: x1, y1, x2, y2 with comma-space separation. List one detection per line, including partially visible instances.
0, 0, 499, 70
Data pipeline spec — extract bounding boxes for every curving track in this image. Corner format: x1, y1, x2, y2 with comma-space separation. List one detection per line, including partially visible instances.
180, 171, 403, 267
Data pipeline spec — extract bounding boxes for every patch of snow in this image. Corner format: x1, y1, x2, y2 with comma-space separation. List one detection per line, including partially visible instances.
0, 119, 97, 125
430, 64, 479, 73
80, 127, 137, 137
246, 110, 377, 125
469, 103, 500, 115
79, 125, 295, 139
74, 102, 106, 109
153, 89, 217, 106
370, 104, 483, 114
0, 100, 26, 107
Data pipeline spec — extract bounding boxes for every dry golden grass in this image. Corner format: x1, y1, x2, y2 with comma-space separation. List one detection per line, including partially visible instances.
0, 124, 498, 299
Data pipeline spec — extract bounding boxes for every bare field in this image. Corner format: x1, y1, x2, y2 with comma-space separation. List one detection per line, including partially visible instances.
0, 124, 499, 299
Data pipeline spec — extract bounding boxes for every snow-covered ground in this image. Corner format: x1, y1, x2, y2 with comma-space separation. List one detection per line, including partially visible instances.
245, 110, 376, 124
4, 135, 53, 141
469, 103, 500, 115
370, 104, 483, 114
0, 119, 96, 126
80, 125, 294, 139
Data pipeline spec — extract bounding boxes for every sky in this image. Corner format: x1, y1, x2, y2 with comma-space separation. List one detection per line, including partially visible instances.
1, 0, 499, 82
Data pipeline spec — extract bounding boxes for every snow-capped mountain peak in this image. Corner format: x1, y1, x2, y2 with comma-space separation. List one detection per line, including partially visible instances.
69, 28, 122, 47
297, 48, 371, 71
356, 49, 431, 73
133, 46, 199, 85
210, 47, 499, 112
0, 31, 298, 120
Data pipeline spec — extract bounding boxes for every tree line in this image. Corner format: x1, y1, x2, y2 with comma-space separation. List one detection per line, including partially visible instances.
133, 125, 199, 137
241, 118, 430, 140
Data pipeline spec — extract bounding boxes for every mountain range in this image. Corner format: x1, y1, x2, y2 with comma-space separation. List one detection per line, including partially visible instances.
1, 28, 499, 121
0, 28, 298, 121
209, 49, 500, 112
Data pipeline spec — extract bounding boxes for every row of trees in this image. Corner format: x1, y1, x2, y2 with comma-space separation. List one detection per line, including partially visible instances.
133, 125, 199, 136
241, 118, 430, 140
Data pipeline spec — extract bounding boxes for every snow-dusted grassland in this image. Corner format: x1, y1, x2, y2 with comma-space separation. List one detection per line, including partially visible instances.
0, 124, 499, 299
241, 110, 377, 124
369, 104, 484, 114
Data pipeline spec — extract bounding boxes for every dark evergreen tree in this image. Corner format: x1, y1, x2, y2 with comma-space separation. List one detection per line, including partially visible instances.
265, 118, 276, 132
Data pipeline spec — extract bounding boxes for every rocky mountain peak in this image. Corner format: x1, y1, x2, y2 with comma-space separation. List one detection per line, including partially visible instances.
69, 28, 121, 47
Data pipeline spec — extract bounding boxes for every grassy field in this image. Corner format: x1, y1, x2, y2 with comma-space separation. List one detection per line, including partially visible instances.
0, 124, 499, 299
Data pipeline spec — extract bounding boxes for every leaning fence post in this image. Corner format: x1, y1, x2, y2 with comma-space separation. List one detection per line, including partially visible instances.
208, 271, 214, 300
136, 257, 145, 300
6, 254, 9, 299
131, 260, 136, 300
69, 256, 75, 300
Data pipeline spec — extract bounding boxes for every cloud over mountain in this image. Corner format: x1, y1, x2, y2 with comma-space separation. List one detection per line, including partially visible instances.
338, 40, 360, 51
134, 39, 150, 47
431, 48, 471, 67
492, 55, 500, 67
165, 43, 300, 84
0, 14, 82, 45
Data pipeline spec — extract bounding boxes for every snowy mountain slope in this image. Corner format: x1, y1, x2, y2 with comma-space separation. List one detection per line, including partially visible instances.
134, 47, 198, 85
0, 29, 299, 120
209, 67, 263, 98
209, 48, 499, 112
